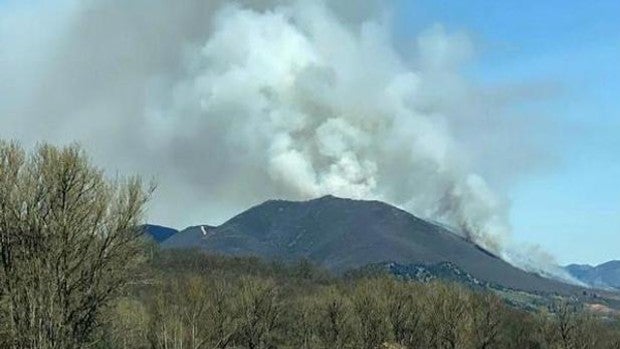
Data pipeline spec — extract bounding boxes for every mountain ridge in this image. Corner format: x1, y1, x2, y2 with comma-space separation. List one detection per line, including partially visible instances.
162, 195, 580, 294
565, 261, 620, 289
143, 224, 179, 243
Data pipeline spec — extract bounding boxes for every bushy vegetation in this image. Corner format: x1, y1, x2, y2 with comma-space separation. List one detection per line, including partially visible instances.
1, 143, 619, 348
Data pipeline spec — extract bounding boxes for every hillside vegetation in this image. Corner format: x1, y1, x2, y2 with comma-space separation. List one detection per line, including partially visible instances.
101, 249, 620, 349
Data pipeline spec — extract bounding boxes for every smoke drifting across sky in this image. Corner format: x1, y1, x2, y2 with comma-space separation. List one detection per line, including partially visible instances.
0, 0, 569, 278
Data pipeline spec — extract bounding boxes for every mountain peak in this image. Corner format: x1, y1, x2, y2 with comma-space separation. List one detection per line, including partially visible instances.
162, 195, 577, 293
314, 194, 339, 200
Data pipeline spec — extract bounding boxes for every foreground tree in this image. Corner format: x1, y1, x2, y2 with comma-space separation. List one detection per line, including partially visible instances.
0, 142, 151, 349
470, 292, 505, 349
104, 297, 150, 349
542, 301, 604, 349
383, 279, 425, 348
315, 287, 360, 349
423, 282, 472, 349
351, 279, 392, 349
235, 277, 281, 349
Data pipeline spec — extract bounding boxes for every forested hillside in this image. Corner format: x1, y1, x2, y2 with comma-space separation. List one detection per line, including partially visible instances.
95, 249, 620, 349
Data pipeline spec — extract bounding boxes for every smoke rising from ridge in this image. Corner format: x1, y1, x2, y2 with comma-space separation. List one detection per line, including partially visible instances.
0, 0, 569, 278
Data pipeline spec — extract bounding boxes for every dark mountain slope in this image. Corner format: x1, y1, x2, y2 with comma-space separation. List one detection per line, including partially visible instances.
163, 195, 577, 293
143, 224, 178, 243
566, 261, 620, 289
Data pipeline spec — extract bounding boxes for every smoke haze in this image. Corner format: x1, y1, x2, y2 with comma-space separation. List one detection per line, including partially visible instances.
0, 0, 569, 278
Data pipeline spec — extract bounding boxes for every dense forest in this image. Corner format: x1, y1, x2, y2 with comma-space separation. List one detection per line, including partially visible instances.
1, 143, 620, 349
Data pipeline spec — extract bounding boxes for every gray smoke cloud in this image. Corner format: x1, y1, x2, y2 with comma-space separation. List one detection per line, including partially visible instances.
0, 0, 573, 280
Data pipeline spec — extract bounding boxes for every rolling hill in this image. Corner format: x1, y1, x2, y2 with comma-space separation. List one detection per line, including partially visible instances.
566, 261, 620, 289
162, 195, 579, 294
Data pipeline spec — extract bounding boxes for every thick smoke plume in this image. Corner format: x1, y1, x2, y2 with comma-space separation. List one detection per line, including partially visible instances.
0, 0, 571, 279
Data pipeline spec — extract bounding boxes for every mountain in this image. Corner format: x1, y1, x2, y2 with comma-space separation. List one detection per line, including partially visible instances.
163, 195, 579, 294
566, 261, 620, 289
143, 224, 178, 243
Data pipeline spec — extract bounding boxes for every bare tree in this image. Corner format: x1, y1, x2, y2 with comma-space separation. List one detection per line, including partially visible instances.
235, 277, 281, 349
104, 297, 150, 349
352, 279, 392, 349
544, 301, 603, 349
383, 279, 425, 348
281, 294, 317, 349
470, 292, 504, 349
423, 282, 472, 349
148, 284, 185, 349
206, 277, 239, 349
0, 142, 151, 349
315, 286, 359, 349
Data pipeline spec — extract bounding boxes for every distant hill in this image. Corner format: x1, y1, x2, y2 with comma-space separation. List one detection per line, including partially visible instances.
163, 195, 578, 294
143, 224, 178, 243
566, 261, 620, 289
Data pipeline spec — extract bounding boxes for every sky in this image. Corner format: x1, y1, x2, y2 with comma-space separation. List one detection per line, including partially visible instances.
0, 0, 618, 266
395, 0, 620, 265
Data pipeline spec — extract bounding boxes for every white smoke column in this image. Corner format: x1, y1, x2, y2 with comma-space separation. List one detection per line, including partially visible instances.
0, 0, 572, 279
158, 3, 507, 244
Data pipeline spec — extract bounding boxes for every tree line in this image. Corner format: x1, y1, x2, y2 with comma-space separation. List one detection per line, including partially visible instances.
1, 143, 619, 348
96, 249, 620, 349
